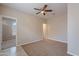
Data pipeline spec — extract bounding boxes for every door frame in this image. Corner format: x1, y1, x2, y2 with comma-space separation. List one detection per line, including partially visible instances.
0, 15, 17, 50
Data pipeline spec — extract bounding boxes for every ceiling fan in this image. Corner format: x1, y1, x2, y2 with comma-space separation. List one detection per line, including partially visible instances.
34, 5, 53, 15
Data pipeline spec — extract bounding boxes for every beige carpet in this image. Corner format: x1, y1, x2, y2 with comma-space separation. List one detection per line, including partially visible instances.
21, 39, 71, 56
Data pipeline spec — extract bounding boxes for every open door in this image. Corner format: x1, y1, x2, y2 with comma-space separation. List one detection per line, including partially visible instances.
1, 16, 16, 50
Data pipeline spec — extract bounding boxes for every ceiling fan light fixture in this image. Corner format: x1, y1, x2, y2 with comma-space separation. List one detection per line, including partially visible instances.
41, 11, 44, 13
34, 5, 53, 15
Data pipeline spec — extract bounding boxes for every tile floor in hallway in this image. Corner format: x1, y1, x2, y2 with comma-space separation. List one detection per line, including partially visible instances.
2, 39, 16, 49
0, 46, 28, 56
0, 47, 16, 56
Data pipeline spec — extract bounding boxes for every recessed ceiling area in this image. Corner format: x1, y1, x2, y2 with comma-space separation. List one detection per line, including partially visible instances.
1, 3, 67, 19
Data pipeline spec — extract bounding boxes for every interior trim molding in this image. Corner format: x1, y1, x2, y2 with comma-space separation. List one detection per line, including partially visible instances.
16, 39, 42, 46
67, 51, 78, 56
48, 38, 67, 44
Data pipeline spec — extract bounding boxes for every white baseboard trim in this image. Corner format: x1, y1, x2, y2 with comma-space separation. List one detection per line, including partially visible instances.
16, 39, 42, 46
48, 38, 67, 44
67, 51, 78, 56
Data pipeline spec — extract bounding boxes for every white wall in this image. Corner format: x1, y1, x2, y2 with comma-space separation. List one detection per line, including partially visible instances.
47, 13, 67, 43
68, 4, 79, 56
0, 5, 44, 46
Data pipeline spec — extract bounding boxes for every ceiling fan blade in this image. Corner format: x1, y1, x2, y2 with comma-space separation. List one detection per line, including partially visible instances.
45, 10, 53, 12
36, 12, 41, 14
42, 5, 47, 11
34, 8, 41, 10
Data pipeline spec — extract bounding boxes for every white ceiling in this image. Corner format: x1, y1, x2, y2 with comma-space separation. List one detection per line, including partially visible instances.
2, 3, 67, 19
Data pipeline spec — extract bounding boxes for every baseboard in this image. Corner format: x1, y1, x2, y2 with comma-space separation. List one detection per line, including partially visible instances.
16, 39, 42, 46
67, 51, 78, 56
48, 38, 67, 44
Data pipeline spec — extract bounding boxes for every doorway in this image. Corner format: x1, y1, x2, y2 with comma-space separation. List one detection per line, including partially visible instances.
43, 23, 47, 40
1, 16, 16, 49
